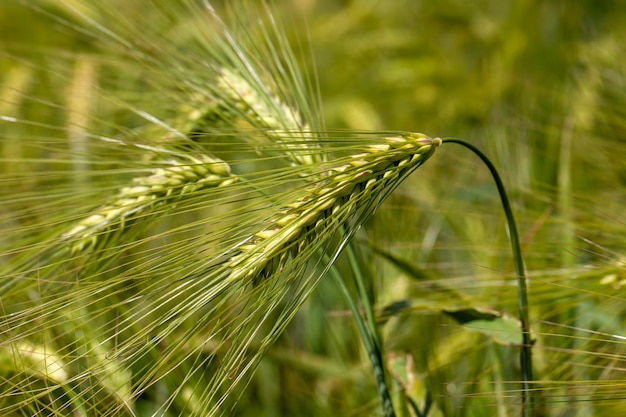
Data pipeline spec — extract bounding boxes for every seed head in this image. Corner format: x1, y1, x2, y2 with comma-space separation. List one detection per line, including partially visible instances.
227, 133, 439, 284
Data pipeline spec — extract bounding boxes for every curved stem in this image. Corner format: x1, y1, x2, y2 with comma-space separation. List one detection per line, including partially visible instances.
441, 138, 533, 416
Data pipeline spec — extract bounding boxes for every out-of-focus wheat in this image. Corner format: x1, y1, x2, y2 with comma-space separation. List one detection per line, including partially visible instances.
63, 154, 235, 253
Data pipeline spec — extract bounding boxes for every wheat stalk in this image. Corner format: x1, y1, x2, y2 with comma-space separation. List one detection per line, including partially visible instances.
63, 153, 235, 253
227, 133, 441, 284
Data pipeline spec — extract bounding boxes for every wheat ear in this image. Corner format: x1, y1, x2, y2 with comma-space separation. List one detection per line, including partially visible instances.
216, 67, 322, 166
227, 133, 441, 284
63, 154, 235, 253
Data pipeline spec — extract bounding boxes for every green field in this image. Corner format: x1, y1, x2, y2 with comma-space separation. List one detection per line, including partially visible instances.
1, 1, 625, 416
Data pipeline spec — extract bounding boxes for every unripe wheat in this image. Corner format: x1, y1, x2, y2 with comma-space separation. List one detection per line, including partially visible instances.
216, 67, 323, 166
63, 154, 235, 253
227, 133, 441, 284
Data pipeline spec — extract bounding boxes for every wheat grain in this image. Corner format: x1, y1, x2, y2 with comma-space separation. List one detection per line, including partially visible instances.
63, 154, 235, 253
227, 133, 441, 284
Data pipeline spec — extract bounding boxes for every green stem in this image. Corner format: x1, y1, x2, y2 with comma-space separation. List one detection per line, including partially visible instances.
345, 242, 382, 350
329, 260, 396, 417
441, 138, 533, 416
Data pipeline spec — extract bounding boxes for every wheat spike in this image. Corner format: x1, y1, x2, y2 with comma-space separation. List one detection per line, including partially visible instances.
227, 133, 441, 284
63, 154, 235, 253
216, 67, 322, 166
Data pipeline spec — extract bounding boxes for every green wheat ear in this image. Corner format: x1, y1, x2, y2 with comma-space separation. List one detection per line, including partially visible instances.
215, 67, 322, 166
63, 153, 235, 254
227, 134, 440, 285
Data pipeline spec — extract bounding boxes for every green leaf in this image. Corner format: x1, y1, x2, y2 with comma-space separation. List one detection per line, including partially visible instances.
368, 243, 433, 280
444, 308, 523, 346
